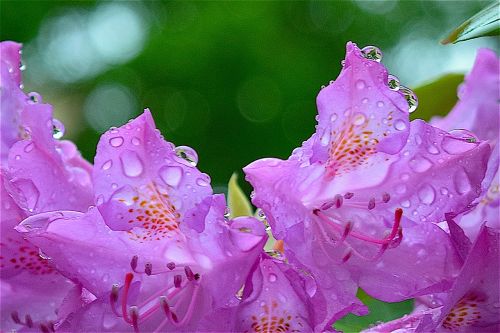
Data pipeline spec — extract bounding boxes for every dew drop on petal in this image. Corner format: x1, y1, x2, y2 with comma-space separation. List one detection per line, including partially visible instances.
330, 113, 338, 122
175, 146, 198, 167
24, 142, 34, 153
196, 177, 210, 187
426, 144, 439, 155
418, 184, 436, 205
27, 92, 42, 104
101, 160, 113, 170
377, 101, 385, 108
440, 187, 449, 195
355, 80, 366, 90
454, 168, 471, 194
361, 46, 383, 62
399, 85, 418, 113
441, 129, 479, 154
109, 136, 124, 148
394, 119, 407, 131
159, 166, 183, 188
387, 75, 400, 91
400, 200, 411, 208
38, 248, 51, 260
353, 113, 366, 126
131, 137, 141, 146
120, 151, 144, 177
409, 155, 433, 173
268, 273, 277, 283
51, 119, 65, 139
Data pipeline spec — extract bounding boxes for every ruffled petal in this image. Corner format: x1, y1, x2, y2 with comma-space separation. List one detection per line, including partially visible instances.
93, 110, 212, 240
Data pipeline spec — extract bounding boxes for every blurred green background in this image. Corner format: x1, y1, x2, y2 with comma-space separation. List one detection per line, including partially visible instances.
1, 0, 497, 194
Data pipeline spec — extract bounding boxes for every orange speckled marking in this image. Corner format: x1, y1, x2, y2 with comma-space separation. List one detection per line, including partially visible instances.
0, 238, 55, 275
325, 111, 393, 177
124, 182, 181, 242
442, 293, 485, 330
245, 300, 303, 333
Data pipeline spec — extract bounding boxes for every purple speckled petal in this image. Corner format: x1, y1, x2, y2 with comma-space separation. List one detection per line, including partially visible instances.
93, 109, 212, 239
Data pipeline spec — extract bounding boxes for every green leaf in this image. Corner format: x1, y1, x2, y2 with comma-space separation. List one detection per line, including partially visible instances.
334, 289, 414, 332
411, 73, 464, 122
227, 172, 253, 218
442, 2, 500, 44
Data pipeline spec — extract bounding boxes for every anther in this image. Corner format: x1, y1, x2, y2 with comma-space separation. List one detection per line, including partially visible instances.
194, 273, 201, 280
368, 198, 376, 210
320, 201, 335, 211
145, 262, 153, 276
382, 192, 390, 203
11, 311, 21, 324
110, 284, 120, 303
40, 323, 50, 333
174, 274, 182, 288
47, 321, 56, 332
166, 262, 176, 270
184, 266, 195, 281
160, 296, 179, 324
340, 221, 352, 242
130, 306, 139, 333
344, 192, 354, 199
342, 250, 353, 263
25, 314, 33, 328
130, 255, 138, 271
334, 194, 343, 208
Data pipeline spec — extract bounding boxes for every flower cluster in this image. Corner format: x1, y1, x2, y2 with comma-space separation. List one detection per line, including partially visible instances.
0, 40, 498, 332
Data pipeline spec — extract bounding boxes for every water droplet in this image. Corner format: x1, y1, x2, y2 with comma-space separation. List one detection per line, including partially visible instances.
400, 200, 411, 208
159, 167, 184, 189
361, 46, 383, 62
441, 129, 479, 154
109, 136, 124, 148
24, 142, 34, 153
399, 85, 418, 113
131, 137, 141, 146
51, 119, 65, 139
27, 92, 42, 104
175, 146, 198, 167
395, 184, 407, 194
19, 60, 26, 71
355, 80, 366, 90
196, 177, 210, 187
426, 144, 439, 155
340, 60, 346, 67
38, 248, 51, 260
330, 113, 338, 122
400, 173, 410, 181
440, 187, 449, 195
111, 183, 118, 189
394, 119, 407, 131
320, 130, 331, 146
387, 75, 400, 91
109, 127, 119, 134
454, 168, 471, 194
409, 155, 433, 173
414, 134, 422, 145
376, 101, 385, 108
120, 151, 144, 177
15, 155, 21, 160
256, 208, 266, 220
353, 113, 366, 126
224, 207, 231, 219
101, 160, 113, 170
268, 273, 277, 283
418, 184, 436, 205
361, 98, 369, 104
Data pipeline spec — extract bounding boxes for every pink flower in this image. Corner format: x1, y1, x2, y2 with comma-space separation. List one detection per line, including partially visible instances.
16, 111, 268, 331
244, 42, 491, 308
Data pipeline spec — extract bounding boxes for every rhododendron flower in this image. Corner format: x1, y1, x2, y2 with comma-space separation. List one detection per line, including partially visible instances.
16, 110, 268, 332
1, 41, 93, 331
361, 224, 500, 332
432, 48, 500, 241
244, 42, 491, 304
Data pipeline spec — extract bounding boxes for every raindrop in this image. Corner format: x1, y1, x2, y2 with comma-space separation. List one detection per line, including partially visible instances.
131, 137, 141, 146
224, 207, 231, 219
399, 85, 418, 113
38, 248, 51, 260
394, 119, 407, 131
24, 142, 34, 153
426, 144, 439, 155
418, 184, 436, 205
175, 146, 198, 167
441, 129, 479, 154
15, 155, 21, 161
196, 177, 210, 187
409, 155, 433, 173
376, 101, 385, 108
257, 208, 266, 220
353, 113, 366, 126
340, 60, 346, 67
19, 60, 26, 71
159, 166, 183, 188
361, 98, 369, 104
454, 168, 471, 194
268, 273, 277, 283
395, 184, 407, 194
400, 173, 410, 181
120, 151, 144, 177
387, 75, 400, 91
101, 160, 113, 170
414, 134, 422, 145
330, 113, 338, 122
320, 131, 331, 146
360, 46, 383, 62
51, 119, 65, 139
440, 187, 449, 195
400, 200, 411, 208
355, 80, 366, 90
109, 136, 124, 148
27, 92, 42, 104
